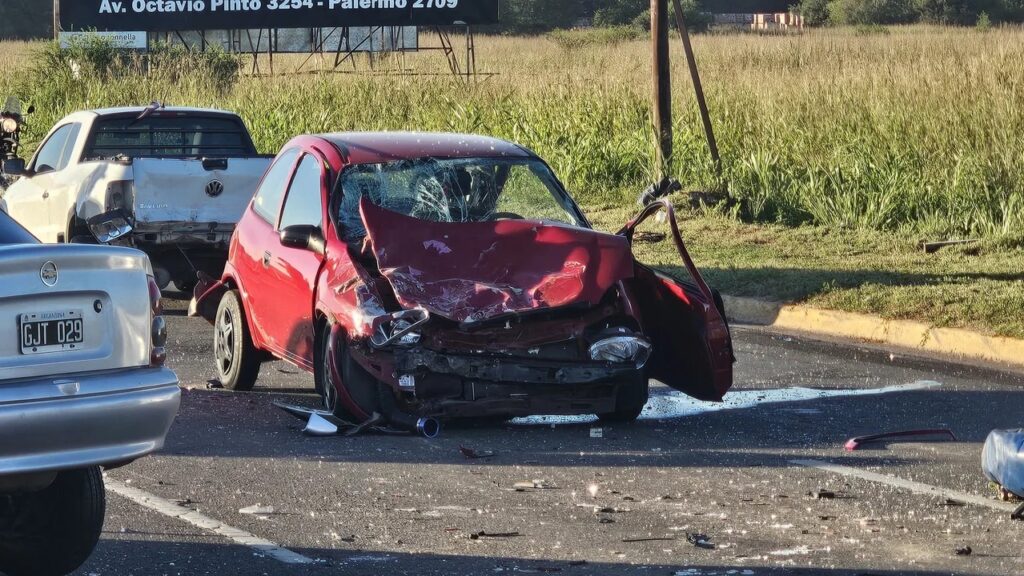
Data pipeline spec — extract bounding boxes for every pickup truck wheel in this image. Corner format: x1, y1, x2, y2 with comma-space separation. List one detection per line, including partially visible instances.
69, 235, 98, 244
215, 290, 260, 391
597, 376, 649, 424
0, 467, 105, 576
321, 326, 380, 422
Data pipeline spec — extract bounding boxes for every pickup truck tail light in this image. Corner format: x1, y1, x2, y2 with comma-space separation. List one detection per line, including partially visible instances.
106, 180, 134, 212
148, 275, 167, 367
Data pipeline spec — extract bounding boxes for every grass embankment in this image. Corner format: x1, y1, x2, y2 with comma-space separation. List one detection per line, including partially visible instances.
590, 203, 1024, 339
1, 27, 1022, 338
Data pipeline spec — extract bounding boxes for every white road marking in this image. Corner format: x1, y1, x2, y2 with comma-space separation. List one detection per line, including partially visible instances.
105, 479, 315, 565
790, 459, 1019, 514
513, 380, 942, 426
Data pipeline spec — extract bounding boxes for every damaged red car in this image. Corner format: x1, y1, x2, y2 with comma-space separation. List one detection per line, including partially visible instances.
192, 132, 733, 431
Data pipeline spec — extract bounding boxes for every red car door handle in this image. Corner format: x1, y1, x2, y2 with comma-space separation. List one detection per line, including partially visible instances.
262, 251, 271, 268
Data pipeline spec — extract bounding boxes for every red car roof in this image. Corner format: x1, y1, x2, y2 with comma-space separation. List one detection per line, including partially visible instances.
312, 132, 534, 166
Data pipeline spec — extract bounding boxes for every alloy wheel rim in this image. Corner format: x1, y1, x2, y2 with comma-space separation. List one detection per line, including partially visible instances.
216, 307, 235, 375
322, 336, 337, 411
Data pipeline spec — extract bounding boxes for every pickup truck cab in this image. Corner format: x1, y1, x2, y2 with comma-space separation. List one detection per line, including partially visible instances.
1, 106, 272, 290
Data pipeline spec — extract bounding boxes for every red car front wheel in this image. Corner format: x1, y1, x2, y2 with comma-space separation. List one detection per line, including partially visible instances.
320, 323, 382, 422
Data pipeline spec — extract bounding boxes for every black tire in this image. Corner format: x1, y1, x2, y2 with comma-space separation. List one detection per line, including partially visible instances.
0, 467, 106, 576
174, 279, 197, 293
214, 290, 261, 391
68, 235, 98, 244
319, 323, 380, 422
597, 376, 649, 423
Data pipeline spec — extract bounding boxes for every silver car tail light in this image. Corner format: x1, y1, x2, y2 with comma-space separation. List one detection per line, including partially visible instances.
148, 275, 167, 366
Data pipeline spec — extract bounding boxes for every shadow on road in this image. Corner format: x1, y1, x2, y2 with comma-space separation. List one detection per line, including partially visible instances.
78, 539, 1008, 576
157, 382, 1023, 468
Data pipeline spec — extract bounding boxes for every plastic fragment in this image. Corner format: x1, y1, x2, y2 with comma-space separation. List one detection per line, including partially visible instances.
239, 505, 276, 516
686, 532, 715, 549
470, 531, 520, 540
460, 446, 496, 460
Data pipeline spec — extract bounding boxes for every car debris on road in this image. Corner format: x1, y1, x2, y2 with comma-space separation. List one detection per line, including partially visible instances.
844, 428, 956, 451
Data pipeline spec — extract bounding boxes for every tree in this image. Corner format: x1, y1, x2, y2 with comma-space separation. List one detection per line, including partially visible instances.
798, 0, 832, 24
593, 0, 647, 26
827, 0, 917, 23
593, 0, 712, 31
915, 0, 981, 23
500, 0, 589, 32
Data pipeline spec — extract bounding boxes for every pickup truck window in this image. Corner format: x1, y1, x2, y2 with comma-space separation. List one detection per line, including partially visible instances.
33, 123, 78, 174
84, 115, 256, 160
279, 155, 324, 231
253, 148, 301, 224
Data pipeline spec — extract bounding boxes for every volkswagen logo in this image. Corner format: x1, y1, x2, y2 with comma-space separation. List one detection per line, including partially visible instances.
40, 261, 58, 287
205, 180, 225, 198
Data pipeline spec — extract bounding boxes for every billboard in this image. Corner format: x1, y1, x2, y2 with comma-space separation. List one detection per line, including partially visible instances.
60, 0, 500, 32
59, 30, 148, 49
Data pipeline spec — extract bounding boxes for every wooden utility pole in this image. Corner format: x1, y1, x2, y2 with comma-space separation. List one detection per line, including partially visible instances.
671, 0, 721, 174
53, 0, 60, 40
651, 0, 672, 178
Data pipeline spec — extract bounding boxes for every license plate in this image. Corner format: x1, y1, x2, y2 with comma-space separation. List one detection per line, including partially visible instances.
19, 310, 85, 355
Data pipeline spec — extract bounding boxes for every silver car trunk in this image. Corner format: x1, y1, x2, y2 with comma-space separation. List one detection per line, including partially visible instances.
0, 244, 153, 381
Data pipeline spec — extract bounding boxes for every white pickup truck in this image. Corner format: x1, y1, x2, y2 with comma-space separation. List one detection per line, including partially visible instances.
0, 106, 272, 290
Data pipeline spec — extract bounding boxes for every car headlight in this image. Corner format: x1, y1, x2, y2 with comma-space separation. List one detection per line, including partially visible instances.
590, 336, 652, 367
370, 308, 429, 348
1, 117, 17, 133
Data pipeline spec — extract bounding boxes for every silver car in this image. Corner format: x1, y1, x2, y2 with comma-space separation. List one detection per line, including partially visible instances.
0, 211, 180, 576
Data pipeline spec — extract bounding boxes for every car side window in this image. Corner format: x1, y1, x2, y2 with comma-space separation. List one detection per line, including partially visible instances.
279, 154, 324, 231
32, 124, 76, 175
57, 123, 82, 171
252, 148, 300, 224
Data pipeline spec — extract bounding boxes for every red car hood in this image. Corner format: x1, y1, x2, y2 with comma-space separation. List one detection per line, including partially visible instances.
360, 198, 634, 323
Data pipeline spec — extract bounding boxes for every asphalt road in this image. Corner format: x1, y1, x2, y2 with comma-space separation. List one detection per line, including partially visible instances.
73, 294, 1024, 576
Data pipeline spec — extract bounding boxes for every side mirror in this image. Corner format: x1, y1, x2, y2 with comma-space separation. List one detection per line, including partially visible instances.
280, 225, 326, 256
86, 209, 134, 244
2, 158, 26, 176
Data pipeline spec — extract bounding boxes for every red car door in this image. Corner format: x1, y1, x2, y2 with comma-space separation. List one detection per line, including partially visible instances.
237, 148, 302, 348
621, 201, 735, 402
260, 152, 328, 370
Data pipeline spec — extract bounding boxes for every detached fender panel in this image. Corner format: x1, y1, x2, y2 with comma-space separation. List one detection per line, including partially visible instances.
189, 275, 229, 323
620, 200, 733, 402
629, 263, 732, 402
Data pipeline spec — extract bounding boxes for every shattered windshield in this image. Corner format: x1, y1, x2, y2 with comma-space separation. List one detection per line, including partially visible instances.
337, 157, 585, 243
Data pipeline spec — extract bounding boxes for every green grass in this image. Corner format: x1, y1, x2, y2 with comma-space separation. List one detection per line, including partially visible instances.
2, 28, 1024, 339
8, 26, 1024, 238
589, 199, 1024, 339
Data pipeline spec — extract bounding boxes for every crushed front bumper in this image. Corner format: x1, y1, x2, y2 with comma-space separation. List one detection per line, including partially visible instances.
0, 367, 180, 479
354, 345, 642, 418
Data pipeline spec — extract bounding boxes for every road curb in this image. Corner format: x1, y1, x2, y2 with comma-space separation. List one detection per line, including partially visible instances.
722, 295, 1024, 370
